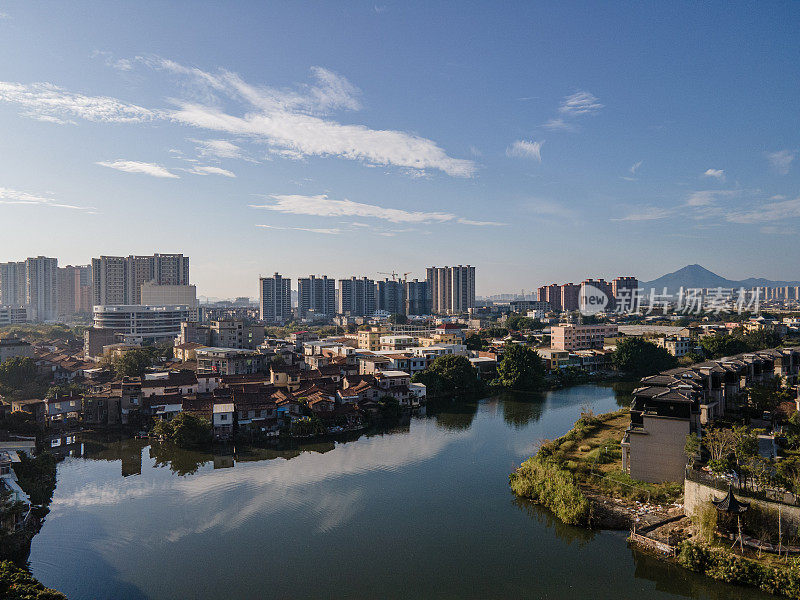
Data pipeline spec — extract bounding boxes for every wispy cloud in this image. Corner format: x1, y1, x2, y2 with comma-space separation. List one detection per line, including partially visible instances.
96, 160, 179, 178
727, 196, 800, 224
525, 198, 577, 220
91, 50, 133, 71
0, 81, 158, 123
256, 224, 341, 235
542, 118, 575, 131
191, 138, 246, 160
767, 150, 795, 175
558, 91, 603, 116
611, 206, 671, 221
152, 59, 473, 176
188, 165, 236, 178
0, 186, 96, 212
0, 60, 474, 177
250, 194, 504, 226
506, 139, 543, 162
630, 160, 643, 175
703, 168, 725, 180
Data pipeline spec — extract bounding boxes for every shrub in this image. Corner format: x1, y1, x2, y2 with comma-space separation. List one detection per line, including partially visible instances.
509, 455, 591, 526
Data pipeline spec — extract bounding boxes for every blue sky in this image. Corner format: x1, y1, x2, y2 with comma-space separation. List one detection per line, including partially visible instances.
0, 1, 798, 298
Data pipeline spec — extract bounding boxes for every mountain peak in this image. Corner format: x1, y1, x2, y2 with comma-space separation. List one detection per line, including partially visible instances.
642, 264, 800, 292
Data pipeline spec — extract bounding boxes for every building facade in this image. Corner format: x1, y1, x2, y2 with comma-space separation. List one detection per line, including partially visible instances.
297, 275, 336, 319
550, 323, 619, 351
338, 277, 376, 316
92, 304, 193, 343
426, 265, 476, 314
24, 256, 58, 322
377, 279, 406, 315
404, 279, 429, 315
91, 254, 190, 306
259, 273, 292, 323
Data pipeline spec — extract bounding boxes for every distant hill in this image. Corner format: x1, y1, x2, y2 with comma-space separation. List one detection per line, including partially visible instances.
641, 264, 800, 293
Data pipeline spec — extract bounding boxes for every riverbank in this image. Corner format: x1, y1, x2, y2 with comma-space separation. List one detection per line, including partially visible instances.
510, 407, 682, 528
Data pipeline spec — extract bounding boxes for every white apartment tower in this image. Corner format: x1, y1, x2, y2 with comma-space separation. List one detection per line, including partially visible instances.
426, 265, 476, 314
259, 273, 292, 323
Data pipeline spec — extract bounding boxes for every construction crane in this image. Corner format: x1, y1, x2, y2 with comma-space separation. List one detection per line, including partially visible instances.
378, 270, 400, 281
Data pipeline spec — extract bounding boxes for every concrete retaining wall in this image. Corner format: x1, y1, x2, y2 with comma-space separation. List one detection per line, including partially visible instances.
684, 478, 800, 529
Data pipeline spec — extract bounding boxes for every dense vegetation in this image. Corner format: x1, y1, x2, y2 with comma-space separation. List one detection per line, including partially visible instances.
612, 337, 677, 378
0, 560, 67, 600
509, 455, 591, 526
411, 355, 485, 398
495, 345, 545, 390
0, 324, 85, 344
152, 413, 212, 447
679, 542, 800, 599
0, 358, 49, 400
699, 329, 783, 359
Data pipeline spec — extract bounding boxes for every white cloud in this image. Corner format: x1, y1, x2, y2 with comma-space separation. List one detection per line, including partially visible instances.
256, 224, 341, 235
767, 150, 795, 175
727, 196, 800, 224
542, 118, 575, 131
250, 193, 503, 226
0, 186, 96, 212
91, 50, 133, 71
611, 206, 671, 221
0, 81, 159, 123
0, 61, 473, 177
703, 168, 725, 180
191, 138, 245, 160
189, 165, 236, 178
96, 160, 179, 178
506, 139, 543, 162
558, 91, 603, 116
630, 160, 643, 174
525, 198, 576, 219
153, 60, 472, 176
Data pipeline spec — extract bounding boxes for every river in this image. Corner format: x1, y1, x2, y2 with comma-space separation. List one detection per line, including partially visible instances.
29, 384, 771, 599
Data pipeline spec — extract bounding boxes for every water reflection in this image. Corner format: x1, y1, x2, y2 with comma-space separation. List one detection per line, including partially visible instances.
31, 387, 768, 600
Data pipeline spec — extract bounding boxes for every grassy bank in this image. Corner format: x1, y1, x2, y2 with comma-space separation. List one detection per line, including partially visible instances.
510, 408, 682, 527
0, 560, 66, 599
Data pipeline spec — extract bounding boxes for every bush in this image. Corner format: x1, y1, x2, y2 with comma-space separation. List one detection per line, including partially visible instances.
678, 541, 800, 598
152, 413, 212, 447
509, 455, 591, 526
578, 445, 591, 453
0, 560, 67, 599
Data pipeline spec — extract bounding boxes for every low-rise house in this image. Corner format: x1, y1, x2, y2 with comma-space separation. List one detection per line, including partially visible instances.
140, 371, 199, 398
212, 402, 235, 440
10, 398, 46, 423
45, 392, 82, 424
196, 347, 265, 375
0, 450, 31, 531
655, 336, 692, 357
0, 337, 34, 363
270, 365, 302, 391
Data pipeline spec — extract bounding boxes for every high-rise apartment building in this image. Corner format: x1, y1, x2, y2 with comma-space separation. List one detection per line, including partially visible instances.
581, 279, 614, 311
404, 279, 429, 315
259, 273, 292, 323
57, 265, 92, 319
91, 254, 190, 306
24, 256, 58, 322
297, 275, 336, 318
377, 279, 406, 315
0, 261, 26, 307
426, 265, 476, 314
612, 277, 639, 311
560, 283, 580, 312
338, 277, 376, 316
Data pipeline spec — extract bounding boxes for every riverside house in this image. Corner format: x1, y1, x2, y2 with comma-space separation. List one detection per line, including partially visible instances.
622, 346, 800, 483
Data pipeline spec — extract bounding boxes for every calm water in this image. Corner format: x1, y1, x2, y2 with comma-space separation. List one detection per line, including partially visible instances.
30, 385, 771, 600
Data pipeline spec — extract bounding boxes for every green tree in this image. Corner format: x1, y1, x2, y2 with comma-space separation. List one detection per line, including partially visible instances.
464, 333, 483, 351
497, 344, 545, 391
112, 349, 153, 378
747, 377, 790, 414
388, 313, 408, 325
152, 413, 212, 448
0, 357, 37, 389
412, 355, 484, 398
612, 337, 677, 378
